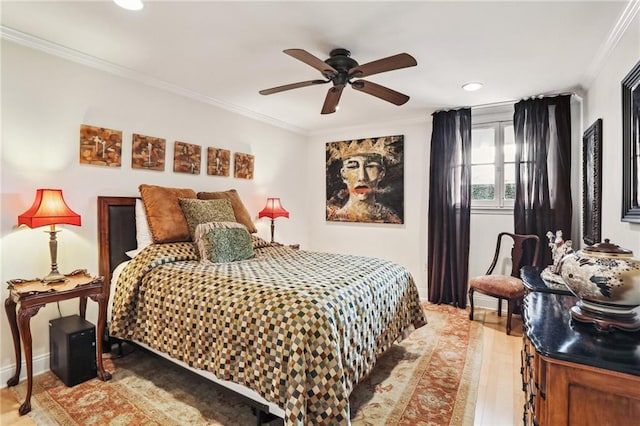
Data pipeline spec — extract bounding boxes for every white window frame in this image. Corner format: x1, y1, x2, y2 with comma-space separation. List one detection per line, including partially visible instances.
471, 105, 515, 214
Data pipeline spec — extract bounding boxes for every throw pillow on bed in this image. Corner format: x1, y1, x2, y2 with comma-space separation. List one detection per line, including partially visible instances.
197, 189, 258, 233
178, 198, 236, 240
139, 184, 196, 243
194, 221, 254, 263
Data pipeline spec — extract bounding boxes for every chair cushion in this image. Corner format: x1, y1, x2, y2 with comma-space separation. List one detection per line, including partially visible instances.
469, 275, 525, 298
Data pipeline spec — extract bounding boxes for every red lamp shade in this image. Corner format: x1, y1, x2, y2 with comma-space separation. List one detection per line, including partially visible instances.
18, 189, 81, 228
258, 198, 289, 243
258, 198, 289, 220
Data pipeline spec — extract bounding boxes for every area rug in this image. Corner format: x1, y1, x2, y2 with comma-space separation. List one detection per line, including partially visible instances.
13, 303, 483, 426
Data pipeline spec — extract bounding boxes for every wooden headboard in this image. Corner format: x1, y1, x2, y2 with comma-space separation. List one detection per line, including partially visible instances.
97, 196, 137, 285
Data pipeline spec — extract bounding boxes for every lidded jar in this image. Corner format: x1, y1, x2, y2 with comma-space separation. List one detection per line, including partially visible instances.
559, 239, 640, 316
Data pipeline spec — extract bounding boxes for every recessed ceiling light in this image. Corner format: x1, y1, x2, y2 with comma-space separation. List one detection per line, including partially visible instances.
462, 82, 483, 92
114, 0, 144, 11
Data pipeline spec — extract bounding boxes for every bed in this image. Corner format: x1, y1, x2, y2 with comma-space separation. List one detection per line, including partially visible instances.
97, 195, 426, 425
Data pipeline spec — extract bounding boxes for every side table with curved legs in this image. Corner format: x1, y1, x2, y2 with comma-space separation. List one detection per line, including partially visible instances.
4, 269, 112, 415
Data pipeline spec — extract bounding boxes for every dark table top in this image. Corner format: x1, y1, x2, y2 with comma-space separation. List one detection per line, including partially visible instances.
520, 265, 573, 295
521, 267, 640, 377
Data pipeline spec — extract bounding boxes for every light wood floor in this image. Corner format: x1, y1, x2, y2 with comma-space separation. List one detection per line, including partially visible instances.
474, 309, 525, 426
1, 308, 523, 426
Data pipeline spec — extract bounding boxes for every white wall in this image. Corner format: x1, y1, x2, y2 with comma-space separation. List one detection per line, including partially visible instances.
0, 41, 308, 383
583, 12, 640, 255
306, 119, 431, 299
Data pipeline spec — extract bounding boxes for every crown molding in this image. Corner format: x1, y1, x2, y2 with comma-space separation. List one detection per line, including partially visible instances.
581, 0, 640, 89
0, 25, 307, 135
308, 112, 429, 138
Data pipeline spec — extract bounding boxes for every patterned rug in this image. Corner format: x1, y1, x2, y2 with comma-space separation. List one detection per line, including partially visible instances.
13, 303, 483, 425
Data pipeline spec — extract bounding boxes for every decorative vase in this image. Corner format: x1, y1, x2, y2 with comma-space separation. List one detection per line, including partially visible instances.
559, 239, 640, 332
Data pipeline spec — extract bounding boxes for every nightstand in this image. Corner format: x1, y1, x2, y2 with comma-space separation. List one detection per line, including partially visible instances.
4, 269, 112, 415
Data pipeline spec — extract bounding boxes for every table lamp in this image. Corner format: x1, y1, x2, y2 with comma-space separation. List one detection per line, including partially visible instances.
18, 189, 81, 283
258, 198, 289, 243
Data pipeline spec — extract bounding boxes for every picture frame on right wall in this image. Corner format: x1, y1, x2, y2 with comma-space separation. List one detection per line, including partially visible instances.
621, 60, 640, 223
583, 118, 602, 245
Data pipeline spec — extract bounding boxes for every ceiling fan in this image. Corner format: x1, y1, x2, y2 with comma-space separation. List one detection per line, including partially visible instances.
259, 48, 417, 114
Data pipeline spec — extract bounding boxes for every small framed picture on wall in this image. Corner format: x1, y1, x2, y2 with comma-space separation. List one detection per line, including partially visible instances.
79, 124, 122, 167
234, 152, 254, 179
132, 133, 166, 171
207, 147, 231, 176
173, 141, 201, 174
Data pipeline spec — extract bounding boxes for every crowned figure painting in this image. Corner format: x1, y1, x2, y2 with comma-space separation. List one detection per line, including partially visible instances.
326, 135, 404, 224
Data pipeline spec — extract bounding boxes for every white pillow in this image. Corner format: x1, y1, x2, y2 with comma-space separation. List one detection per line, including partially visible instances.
126, 199, 153, 258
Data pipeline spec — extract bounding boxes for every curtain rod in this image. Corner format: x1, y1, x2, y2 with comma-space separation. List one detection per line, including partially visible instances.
433, 92, 582, 114
470, 91, 582, 110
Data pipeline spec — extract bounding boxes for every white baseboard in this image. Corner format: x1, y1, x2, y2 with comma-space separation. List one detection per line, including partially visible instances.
421, 294, 505, 314
0, 353, 50, 389
472, 293, 505, 313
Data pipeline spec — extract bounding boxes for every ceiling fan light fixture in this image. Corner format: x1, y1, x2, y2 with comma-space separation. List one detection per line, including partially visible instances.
260, 48, 417, 115
462, 82, 483, 92
114, 0, 144, 11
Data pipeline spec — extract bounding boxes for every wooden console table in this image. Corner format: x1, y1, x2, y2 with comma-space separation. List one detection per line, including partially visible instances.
520, 267, 640, 425
4, 269, 112, 415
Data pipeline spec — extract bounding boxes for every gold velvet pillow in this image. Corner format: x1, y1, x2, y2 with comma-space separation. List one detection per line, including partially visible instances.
139, 184, 196, 243
197, 189, 257, 233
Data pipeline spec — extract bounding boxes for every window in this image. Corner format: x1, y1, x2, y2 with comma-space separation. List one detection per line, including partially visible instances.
471, 120, 515, 209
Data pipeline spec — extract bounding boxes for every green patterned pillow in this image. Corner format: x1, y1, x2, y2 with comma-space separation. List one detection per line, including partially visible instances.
194, 221, 254, 263
178, 198, 236, 240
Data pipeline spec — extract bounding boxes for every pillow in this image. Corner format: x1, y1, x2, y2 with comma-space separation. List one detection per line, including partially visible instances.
139, 184, 196, 243
178, 198, 236, 240
194, 221, 254, 263
126, 199, 153, 258
197, 189, 257, 233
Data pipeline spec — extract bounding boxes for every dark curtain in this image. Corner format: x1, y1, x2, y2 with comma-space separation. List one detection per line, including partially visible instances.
513, 95, 572, 267
427, 108, 472, 307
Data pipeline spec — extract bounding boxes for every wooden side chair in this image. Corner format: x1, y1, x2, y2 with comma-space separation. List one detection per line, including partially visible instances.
468, 232, 540, 334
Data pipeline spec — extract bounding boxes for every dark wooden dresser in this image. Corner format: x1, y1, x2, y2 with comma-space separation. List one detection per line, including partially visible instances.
520, 267, 640, 426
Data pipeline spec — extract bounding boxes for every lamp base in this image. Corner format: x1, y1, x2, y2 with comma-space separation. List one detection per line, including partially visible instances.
42, 270, 67, 284
42, 226, 67, 283
270, 218, 275, 243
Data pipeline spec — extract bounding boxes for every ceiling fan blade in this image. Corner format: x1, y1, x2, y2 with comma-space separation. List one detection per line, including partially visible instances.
284, 49, 338, 77
259, 79, 328, 95
351, 80, 410, 106
321, 85, 345, 114
349, 53, 417, 78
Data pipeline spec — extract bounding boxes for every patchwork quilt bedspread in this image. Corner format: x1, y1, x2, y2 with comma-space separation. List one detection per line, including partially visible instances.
109, 240, 426, 425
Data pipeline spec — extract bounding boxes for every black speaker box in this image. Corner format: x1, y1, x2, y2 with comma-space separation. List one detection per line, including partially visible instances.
49, 315, 97, 387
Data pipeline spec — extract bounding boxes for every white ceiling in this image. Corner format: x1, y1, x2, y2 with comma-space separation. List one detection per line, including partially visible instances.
1, 1, 635, 134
